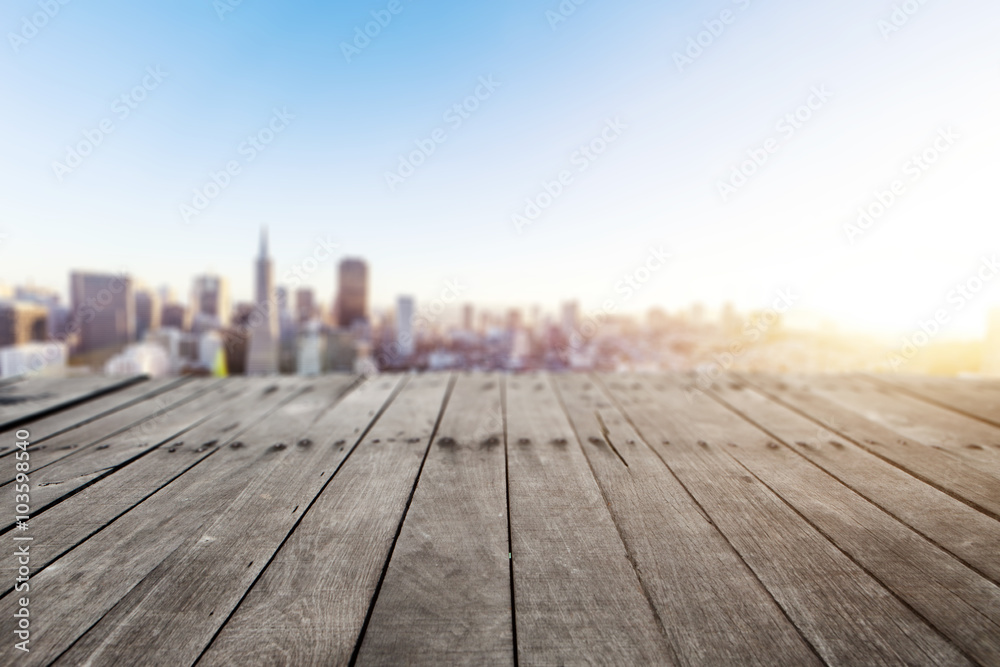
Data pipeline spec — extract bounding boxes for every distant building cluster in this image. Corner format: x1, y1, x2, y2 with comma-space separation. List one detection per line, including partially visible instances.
2, 230, 1000, 379
0, 228, 377, 378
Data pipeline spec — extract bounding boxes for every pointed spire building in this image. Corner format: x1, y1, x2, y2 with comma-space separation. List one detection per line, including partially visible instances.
245, 226, 279, 374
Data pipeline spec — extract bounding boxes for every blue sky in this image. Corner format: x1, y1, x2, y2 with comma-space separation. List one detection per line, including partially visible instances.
1, 0, 998, 337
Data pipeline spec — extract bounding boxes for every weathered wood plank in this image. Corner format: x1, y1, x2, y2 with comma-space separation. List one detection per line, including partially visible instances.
2, 372, 997, 665
742, 374, 1000, 519
608, 375, 970, 667
770, 374, 1000, 468
355, 372, 512, 665
0, 379, 292, 593
53, 375, 386, 667
0, 377, 189, 457
832, 375, 1000, 467
867, 374, 1000, 428
0, 378, 232, 525
199, 373, 452, 667
552, 373, 821, 666
708, 379, 1000, 585
0, 378, 221, 488
0, 378, 312, 666
0, 375, 148, 431
702, 379, 1000, 665
506, 373, 677, 665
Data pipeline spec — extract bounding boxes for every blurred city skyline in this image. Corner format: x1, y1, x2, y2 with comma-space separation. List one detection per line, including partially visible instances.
2, 224, 998, 380
5, 236, 998, 341
1, 0, 998, 340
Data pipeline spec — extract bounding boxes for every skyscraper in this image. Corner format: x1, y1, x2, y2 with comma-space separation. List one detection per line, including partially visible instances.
69, 272, 135, 361
336, 259, 368, 328
275, 285, 297, 373
160, 303, 189, 331
157, 285, 176, 307
275, 286, 296, 340
245, 227, 279, 374
296, 288, 316, 324
190, 274, 230, 331
396, 296, 414, 358
134, 288, 160, 341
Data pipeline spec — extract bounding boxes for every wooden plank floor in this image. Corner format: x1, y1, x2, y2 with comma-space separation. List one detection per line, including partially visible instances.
2, 373, 999, 666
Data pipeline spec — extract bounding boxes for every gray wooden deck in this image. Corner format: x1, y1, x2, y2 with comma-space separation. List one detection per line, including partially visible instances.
1, 372, 999, 666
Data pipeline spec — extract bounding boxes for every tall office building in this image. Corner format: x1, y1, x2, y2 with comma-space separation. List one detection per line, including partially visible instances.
158, 284, 175, 302
191, 275, 230, 331
275, 286, 296, 339
222, 302, 257, 375
134, 288, 160, 341
254, 229, 274, 305
336, 259, 368, 328
296, 288, 316, 324
69, 272, 135, 360
276, 286, 297, 373
245, 228, 279, 374
161, 303, 189, 331
275, 286, 289, 319
396, 296, 415, 358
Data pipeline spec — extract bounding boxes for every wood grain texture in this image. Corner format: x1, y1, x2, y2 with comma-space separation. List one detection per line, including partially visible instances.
608, 375, 970, 667
0, 379, 284, 590
0, 379, 240, 524
199, 373, 452, 667
867, 374, 1000, 428
355, 372, 512, 666
0, 374, 147, 430
552, 373, 821, 667
54, 375, 374, 667
0, 376, 188, 457
743, 374, 1000, 519
0, 377, 222, 489
827, 375, 1000, 468
703, 379, 1000, 665
709, 379, 1000, 585
3, 372, 999, 665
0, 378, 310, 666
506, 373, 677, 666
